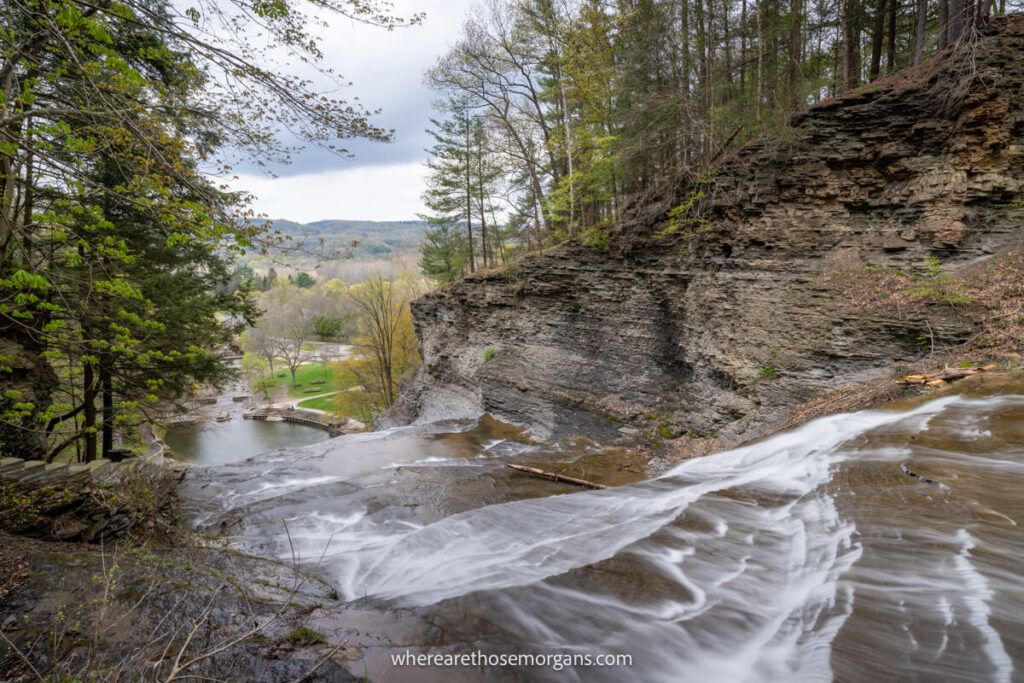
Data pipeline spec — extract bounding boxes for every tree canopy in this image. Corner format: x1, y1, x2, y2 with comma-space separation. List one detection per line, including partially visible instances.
0, 0, 417, 460
419, 0, 1021, 282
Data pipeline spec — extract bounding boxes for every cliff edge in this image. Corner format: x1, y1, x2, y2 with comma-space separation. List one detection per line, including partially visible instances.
389, 16, 1024, 447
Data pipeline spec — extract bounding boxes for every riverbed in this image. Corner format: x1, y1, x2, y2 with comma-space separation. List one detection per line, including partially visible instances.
178, 377, 1024, 681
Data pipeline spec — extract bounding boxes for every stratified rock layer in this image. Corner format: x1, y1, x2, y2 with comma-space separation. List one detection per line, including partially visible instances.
390, 17, 1024, 444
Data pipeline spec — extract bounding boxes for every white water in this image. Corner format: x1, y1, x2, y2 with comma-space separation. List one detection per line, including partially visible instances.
181, 391, 1024, 682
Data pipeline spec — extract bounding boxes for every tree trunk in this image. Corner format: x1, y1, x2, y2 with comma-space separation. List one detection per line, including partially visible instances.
756, 0, 764, 120
740, 0, 748, 94
852, 0, 863, 87
101, 364, 114, 456
724, 0, 734, 90
477, 138, 489, 268
83, 363, 98, 463
886, 0, 898, 71
946, 0, 966, 46
939, 0, 950, 47
558, 76, 575, 234
0, 320, 56, 460
914, 0, 928, 64
506, 463, 608, 490
704, 0, 716, 151
682, 0, 692, 95
870, 0, 886, 80
789, 0, 803, 111
463, 111, 476, 272
842, 0, 857, 91
694, 0, 710, 156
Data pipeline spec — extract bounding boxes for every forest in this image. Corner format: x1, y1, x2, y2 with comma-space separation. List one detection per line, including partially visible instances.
418, 0, 1022, 282
0, 0, 420, 462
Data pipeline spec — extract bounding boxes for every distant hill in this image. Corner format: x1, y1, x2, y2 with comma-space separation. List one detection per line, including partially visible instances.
253, 219, 427, 261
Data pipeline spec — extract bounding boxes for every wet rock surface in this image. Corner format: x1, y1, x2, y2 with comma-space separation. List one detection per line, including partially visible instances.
179, 378, 1024, 682
388, 16, 1024, 446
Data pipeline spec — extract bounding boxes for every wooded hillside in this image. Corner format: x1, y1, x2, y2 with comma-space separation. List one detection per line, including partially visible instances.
419, 0, 1022, 282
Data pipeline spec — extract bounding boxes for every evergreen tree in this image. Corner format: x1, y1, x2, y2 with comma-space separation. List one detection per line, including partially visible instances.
0, 0, 416, 459
419, 221, 470, 284
420, 112, 477, 271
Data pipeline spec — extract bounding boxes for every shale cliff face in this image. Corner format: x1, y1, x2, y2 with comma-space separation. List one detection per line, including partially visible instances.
390, 17, 1024, 445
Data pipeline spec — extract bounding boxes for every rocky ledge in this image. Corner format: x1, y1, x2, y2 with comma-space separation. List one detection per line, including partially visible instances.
388, 16, 1024, 447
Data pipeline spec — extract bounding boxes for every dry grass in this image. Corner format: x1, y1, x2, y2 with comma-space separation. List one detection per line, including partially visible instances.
959, 247, 1024, 355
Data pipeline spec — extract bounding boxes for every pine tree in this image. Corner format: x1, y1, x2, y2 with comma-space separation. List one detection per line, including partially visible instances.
419, 221, 469, 284
420, 111, 477, 273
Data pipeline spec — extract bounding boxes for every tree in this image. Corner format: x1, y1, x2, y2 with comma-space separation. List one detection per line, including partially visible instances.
262, 268, 280, 291
1, 20, 260, 461
915, 0, 930, 64
242, 328, 281, 376
308, 278, 355, 341
421, 112, 478, 271
420, 221, 470, 284
418, 0, 1023, 281
295, 272, 316, 289
313, 316, 345, 341
0, 0, 420, 459
260, 285, 317, 386
338, 277, 419, 411
241, 354, 273, 399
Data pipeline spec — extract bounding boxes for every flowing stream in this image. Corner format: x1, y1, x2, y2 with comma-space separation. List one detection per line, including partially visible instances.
179, 379, 1024, 682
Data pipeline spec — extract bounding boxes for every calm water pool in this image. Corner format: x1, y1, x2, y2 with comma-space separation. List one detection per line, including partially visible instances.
164, 417, 331, 465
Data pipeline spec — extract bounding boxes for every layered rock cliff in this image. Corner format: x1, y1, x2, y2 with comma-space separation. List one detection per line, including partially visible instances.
389, 16, 1024, 446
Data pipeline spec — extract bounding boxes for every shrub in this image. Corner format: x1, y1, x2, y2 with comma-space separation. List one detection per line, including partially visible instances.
910, 255, 973, 306
282, 626, 327, 645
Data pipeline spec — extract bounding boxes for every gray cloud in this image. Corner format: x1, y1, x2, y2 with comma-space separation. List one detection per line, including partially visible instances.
234, 0, 472, 178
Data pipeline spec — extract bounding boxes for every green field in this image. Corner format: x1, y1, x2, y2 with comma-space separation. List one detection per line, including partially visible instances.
297, 393, 338, 411
265, 362, 336, 398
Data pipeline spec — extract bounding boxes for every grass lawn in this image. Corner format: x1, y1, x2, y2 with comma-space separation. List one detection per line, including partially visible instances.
297, 393, 338, 411
265, 362, 335, 398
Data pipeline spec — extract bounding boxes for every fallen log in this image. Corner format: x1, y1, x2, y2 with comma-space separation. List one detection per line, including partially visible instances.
505, 463, 608, 490
903, 364, 998, 386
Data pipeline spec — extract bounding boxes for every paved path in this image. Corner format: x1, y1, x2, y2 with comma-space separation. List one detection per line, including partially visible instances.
269, 391, 339, 415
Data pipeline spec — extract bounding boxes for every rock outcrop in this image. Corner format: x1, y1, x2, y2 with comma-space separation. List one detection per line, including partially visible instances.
0, 454, 178, 542
389, 17, 1024, 446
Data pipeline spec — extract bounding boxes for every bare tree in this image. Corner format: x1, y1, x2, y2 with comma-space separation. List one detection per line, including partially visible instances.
346, 278, 418, 408
270, 310, 313, 387
242, 327, 281, 376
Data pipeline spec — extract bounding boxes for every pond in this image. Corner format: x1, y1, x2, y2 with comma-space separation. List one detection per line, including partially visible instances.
164, 418, 331, 465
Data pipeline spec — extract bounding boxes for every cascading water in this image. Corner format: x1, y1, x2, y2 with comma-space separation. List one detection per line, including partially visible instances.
179, 385, 1024, 682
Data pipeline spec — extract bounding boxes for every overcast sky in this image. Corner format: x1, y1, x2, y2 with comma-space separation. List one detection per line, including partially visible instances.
227, 0, 476, 223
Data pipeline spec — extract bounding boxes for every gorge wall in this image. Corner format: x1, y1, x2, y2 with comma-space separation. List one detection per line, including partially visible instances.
389, 16, 1024, 447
